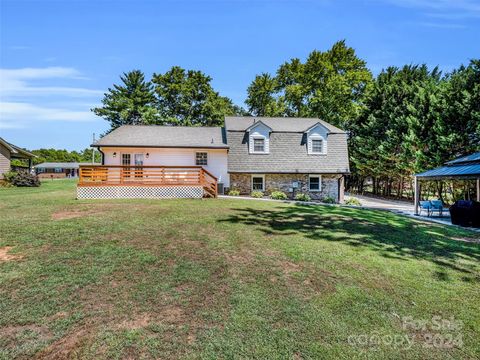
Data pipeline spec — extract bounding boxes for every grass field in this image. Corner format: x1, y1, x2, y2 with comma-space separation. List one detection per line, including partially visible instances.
1, 180, 479, 359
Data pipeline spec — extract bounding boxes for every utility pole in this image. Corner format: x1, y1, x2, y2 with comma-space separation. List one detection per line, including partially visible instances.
92, 133, 96, 164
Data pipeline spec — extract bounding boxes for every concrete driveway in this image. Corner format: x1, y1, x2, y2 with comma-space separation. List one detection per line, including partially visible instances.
346, 194, 414, 214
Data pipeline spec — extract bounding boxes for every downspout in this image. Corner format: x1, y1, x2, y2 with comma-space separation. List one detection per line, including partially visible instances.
97, 147, 105, 165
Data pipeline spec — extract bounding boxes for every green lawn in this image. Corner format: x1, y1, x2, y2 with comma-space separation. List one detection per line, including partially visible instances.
0, 180, 479, 359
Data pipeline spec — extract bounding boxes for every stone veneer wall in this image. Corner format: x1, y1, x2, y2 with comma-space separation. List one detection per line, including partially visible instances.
229, 173, 342, 202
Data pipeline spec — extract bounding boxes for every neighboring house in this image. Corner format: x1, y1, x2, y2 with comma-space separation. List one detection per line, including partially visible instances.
35, 162, 99, 178
0, 137, 35, 179
80, 117, 349, 200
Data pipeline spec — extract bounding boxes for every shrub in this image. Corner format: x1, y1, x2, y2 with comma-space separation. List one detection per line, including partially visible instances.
270, 191, 288, 200
345, 197, 362, 206
294, 193, 311, 201
227, 189, 240, 196
322, 196, 336, 204
3, 171, 18, 183
9, 172, 40, 187
0, 180, 14, 188
251, 191, 264, 198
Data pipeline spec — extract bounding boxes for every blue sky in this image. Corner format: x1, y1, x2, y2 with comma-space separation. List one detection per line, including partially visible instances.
1, 0, 479, 150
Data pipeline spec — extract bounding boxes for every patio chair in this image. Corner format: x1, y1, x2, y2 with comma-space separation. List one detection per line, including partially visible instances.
419, 201, 432, 216
430, 200, 444, 217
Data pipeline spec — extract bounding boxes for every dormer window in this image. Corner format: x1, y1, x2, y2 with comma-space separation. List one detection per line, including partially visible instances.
247, 121, 271, 154
253, 138, 265, 152
306, 123, 329, 155
311, 139, 323, 154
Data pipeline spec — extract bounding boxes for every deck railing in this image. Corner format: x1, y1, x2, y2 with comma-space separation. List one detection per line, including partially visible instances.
78, 165, 217, 197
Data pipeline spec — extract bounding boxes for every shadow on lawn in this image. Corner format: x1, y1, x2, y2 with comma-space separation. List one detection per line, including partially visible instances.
220, 204, 480, 281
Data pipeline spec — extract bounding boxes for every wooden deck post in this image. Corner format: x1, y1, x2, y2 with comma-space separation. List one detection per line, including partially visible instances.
414, 176, 420, 215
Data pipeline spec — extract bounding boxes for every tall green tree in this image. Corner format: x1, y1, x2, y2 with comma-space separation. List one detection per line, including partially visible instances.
152, 66, 244, 126
349, 65, 444, 196
437, 60, 480, 159
92, 70, 157, 131
245, 73, 282, 116
245, 40, 372, 128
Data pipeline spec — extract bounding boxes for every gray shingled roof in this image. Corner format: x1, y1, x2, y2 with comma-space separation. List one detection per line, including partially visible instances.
0, 137, 35, 158
227, 132, 350, 174
93, 125, 228, 148
225, 117, 346, 133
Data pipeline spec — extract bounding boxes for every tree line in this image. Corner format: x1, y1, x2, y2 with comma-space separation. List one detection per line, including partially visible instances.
11, 148, 101, 166
92, 41, 480, 199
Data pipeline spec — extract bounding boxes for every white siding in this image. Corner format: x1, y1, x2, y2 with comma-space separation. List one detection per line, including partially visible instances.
307, 124, 328, 155
0, 143, 11, 178
101, 147, 229, 187
248, 123, 270, 154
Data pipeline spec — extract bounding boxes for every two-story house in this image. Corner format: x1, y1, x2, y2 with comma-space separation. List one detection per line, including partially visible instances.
78, 117, 349, 201
225, 117, 349, 201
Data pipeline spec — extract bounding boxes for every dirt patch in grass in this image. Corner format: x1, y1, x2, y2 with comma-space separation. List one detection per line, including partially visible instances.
280, 260, 301, 275
51, 209, 100, 220
0, 246, 23, 262
37, 325, 92, 359
0, 323, 53, 357
0, 323, 51, 339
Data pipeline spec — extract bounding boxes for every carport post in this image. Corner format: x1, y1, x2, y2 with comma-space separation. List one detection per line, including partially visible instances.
414, 176, 420, 215
477, 178, 480, 202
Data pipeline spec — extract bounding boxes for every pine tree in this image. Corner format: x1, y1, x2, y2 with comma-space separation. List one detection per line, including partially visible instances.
92, 70, 157, 131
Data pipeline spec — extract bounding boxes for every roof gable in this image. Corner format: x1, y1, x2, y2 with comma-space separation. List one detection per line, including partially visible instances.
245, 120, 272, 133
305, 122, 330, 135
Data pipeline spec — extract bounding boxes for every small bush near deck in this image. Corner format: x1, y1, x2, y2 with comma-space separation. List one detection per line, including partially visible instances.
3, 171, 18, 183
294, 193, 311, 201
345, 197, 362, 206
322, 196, 336, 204
270, 191, 288, 200
9, 172, 41, 187
251, 191, 264, 198
228, 189, 240, 196
0, 180, 14, 188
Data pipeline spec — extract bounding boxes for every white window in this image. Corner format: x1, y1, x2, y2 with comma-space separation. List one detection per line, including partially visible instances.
134, 154, 144, 166
309, 175, 322, 191
195, 152, 208, 166
251, 175, 265, 191
253, 138, 265, 153
312, 139, 323, 153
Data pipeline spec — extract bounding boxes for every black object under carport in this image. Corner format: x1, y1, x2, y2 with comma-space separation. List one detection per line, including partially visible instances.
449, 200, 480, 228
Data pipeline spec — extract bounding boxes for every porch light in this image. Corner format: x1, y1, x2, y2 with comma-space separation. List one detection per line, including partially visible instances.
113, 152, 117, 158
146, 153, 149, 158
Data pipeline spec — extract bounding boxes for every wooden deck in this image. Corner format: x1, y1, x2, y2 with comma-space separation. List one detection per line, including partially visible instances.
78, 165, 217, 198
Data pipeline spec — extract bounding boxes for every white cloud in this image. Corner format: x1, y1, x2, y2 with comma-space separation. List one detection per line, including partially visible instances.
381, 0, 480, 17
383, 0, 480, 12
0, 66, 102, 98
418, 22, 467, 29
0, 66, 82, 80
0, 67, 102, 129
0, 102, 97, 129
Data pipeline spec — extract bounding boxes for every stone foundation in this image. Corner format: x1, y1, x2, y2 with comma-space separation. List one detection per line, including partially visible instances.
229, 173, 342, 202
